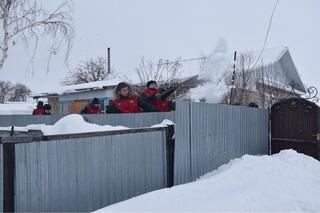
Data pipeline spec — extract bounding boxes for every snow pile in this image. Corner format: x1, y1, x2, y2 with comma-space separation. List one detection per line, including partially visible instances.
189, 38, 232, 103
0, 115, 174, 136
150, 119, 174, 128
95, 150, 320, 212
0, 114, 128, 135
0, 102, 35, 115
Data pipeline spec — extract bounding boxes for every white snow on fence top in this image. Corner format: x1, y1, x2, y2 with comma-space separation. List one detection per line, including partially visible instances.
150, 119, 174, 128
0, 114, 128, 135
95, 149, 320, 212
0, 102, 35, 115
0, 115, 172, 136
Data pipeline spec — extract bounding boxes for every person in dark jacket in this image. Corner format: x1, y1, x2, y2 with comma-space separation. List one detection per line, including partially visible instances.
43, 104, 52, 115
32, 101, 45, 115
107, 82, 158, 113
80, 97, 101, 114
248, 102, 259, 108
142, 80, 175, 112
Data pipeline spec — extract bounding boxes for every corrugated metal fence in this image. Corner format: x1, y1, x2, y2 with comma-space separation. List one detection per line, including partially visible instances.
1, 127, 170, 212
174, 101, 269, 184
0, 112, 175, 128
0, 101, 270, 212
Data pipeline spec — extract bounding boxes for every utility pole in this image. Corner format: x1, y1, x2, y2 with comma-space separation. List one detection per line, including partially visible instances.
229, 51, 237, 104
107, 47, 111, 74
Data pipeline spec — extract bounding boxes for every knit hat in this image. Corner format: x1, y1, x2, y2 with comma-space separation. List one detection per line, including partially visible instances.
43, 104, 52, 110
37, 101, 44, 108
91, 97, 99, 105
248, 102, 259, 108
147, 80, 157, 88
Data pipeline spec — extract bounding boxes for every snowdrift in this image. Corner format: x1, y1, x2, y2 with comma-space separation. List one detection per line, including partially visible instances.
95, 150, 320, 212
0, 114, 128, 135
0, 114, 174, 136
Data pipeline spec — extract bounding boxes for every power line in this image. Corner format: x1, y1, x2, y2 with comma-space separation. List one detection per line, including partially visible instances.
158, 0, 280, 68
157, 56, 207, 66
253, 0, 280, 68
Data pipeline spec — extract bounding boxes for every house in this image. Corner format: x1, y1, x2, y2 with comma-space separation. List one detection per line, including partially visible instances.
184, 46, 306, 107
33, 78, 125, 114
228, 46, 306, 107
33, 47, 305, 114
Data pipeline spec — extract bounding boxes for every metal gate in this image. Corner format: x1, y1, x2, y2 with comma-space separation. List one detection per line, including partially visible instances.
271, 97, 320, 159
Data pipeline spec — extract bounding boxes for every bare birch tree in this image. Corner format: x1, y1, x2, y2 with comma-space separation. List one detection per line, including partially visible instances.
135, 57, 184, 98
0, 80, 31, 102
135, 57, 183, 87
0, 80, 12, 102
0, 0, 74, 70
257, 63, 291, 108
226, 51, 293, 107
227, 52, 255, 105
9, 82, 31, 101
62, 57, 114, 85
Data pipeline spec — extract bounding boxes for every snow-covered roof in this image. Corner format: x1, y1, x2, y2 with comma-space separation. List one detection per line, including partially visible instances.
243, 46, 288, 66
183, 46, 305, 93
33, 75, 132, 98
0, 102, 35, 115
256, 47, 305, 92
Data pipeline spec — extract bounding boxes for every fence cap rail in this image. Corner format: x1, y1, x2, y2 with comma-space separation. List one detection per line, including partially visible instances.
0, 126, 169, 144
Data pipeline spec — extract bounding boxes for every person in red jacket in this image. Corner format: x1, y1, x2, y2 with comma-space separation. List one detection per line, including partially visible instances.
142, 81, 174, 112
80, 97, 101, 114
107, 82, 158, 113
32, 101, 45, 115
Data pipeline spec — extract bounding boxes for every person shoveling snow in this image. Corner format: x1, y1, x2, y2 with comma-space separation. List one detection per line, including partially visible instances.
95, 150, 320, 212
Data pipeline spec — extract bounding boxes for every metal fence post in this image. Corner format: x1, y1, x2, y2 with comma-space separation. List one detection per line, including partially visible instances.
317, 133, 320, 160
165, 125, 175, 187
3, 126, 15, 212
268, 108, 272, 155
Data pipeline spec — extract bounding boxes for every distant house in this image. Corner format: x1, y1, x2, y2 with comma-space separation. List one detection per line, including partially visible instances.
183, 46, 306, 107
33, 78, 125, 114
227, 46, 306, 107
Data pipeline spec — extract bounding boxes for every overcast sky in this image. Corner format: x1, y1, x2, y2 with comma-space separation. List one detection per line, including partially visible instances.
1, 0, 319, 93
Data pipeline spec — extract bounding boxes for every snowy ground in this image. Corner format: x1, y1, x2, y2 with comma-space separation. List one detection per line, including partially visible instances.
95, 150, 320, 212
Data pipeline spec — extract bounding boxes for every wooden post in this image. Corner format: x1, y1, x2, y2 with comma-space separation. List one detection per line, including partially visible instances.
165, 125, 175, 187
3, 126, 15, 212
107, 47, 111, 74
